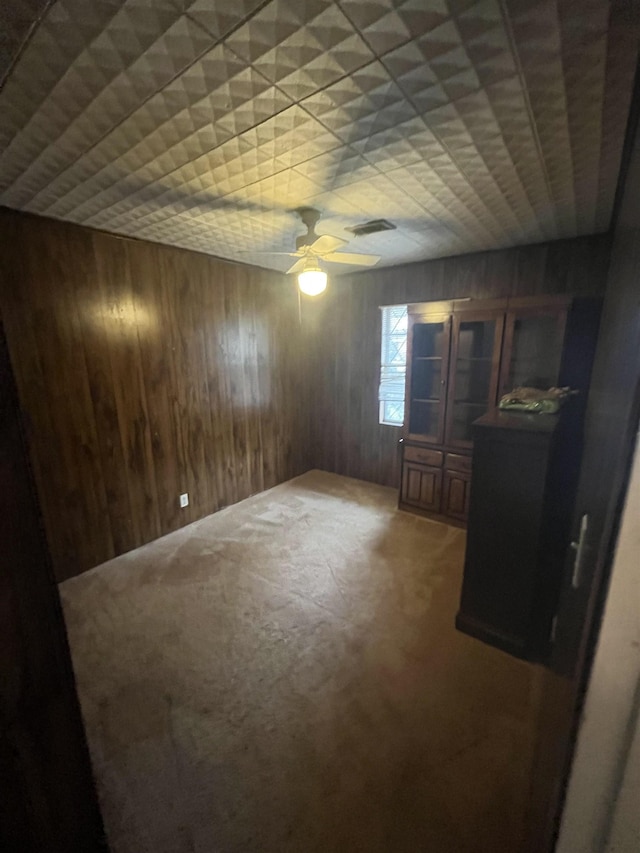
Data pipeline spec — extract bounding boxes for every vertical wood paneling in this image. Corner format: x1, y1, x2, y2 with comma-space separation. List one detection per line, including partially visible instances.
274, 282, 307, 482
255, 276, 276, 490
170, 249, 211, 522
94, 233, 162, 550
311, 235, 611, 490
76, 236, 133, 557
0, 209, 311, 581
304, 283, 338, 475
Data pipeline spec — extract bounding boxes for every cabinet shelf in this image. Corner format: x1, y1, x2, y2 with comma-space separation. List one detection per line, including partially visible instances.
412, 397, 440, 404
413, 356, 442, 361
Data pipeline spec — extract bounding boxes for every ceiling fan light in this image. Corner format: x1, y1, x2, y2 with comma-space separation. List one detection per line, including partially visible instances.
298, 267, 327, 296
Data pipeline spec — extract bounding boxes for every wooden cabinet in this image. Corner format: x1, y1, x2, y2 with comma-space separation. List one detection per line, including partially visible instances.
398, 296, 599, 526
455, 409, 577, 661
400, 298, 506, 524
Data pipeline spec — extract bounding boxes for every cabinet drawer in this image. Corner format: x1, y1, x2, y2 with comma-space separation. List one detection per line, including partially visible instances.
446, 453, 472, 473
404, 446, 443, 467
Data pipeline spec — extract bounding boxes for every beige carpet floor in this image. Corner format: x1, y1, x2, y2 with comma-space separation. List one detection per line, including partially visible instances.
61, 470, 542, 853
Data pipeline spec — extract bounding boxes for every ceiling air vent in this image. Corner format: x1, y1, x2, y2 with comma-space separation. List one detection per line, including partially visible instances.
347, 219, 396, 237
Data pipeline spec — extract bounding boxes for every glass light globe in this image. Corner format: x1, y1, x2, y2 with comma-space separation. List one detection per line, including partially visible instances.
298, 268, 327, 296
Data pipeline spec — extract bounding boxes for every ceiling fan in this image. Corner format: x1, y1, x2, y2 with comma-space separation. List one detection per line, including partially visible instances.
261, 208, 381, 295
286, 207, 381, 273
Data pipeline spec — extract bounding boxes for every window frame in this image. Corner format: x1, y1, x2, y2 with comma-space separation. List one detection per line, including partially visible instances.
378, 304, 408, 427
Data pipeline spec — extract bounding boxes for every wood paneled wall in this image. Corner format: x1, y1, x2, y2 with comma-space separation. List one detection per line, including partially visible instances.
307, 235, 611, 489
0, 209, 311, 581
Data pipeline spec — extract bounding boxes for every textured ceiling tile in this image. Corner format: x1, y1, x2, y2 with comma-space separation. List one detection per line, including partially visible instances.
23, 39, 246, 210
462, 15, 517, 86
444, 92, 541, 238
0, 0, 637, 271
483, 75, 555, 226
80, 106, 336, 232
252, 4, 375, 100
297, 191, 369, 223
429, 44, 473, 82
382, 39, 439, 89
504, 0, 576, 232
439, 65, 481, 100
339, 0, 451, 55
225, 0, 333, 63
301, 58, 419, 143
427, 186, 499, 243
347, 228, 424, 263
382, 27, 480, 117
415, 17, 462, 61
0, 0, 127, 147
0, 0, 53, 86
557, 0, 609, 235
172, 0, 265, 40
290, 148, 373, 194
1, 7, 213, 204
222, 170, 324, 211
385, 163, 490, 246
41, 51, 284, 218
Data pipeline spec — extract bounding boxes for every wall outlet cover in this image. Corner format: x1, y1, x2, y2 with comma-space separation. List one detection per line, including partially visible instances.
179, 493, 189, 508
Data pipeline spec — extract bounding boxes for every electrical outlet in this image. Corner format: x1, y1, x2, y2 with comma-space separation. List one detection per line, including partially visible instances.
179, 493, 189, 508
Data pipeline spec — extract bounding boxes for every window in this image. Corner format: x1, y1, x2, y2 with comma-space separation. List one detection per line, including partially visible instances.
378, 304, 407, 425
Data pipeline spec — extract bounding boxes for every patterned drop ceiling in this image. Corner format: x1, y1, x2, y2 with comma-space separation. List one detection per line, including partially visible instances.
0, 0, 638, 273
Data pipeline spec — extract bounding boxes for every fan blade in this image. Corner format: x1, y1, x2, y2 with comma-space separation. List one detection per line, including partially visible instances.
286, 257, 308, 274
324, 252, 380, 267
309, 234, 347, 254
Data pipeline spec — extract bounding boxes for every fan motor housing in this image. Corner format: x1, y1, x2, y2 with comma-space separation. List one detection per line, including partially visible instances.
296, 233, 313, 250
295, 207, 321, 249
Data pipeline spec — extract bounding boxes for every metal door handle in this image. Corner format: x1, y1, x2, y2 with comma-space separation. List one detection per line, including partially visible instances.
570, 513, 589, 589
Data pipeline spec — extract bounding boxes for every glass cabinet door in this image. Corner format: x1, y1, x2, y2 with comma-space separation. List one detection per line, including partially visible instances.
445, 313, 504, 449
405, 316, 451, 444
500, 308, 567, 397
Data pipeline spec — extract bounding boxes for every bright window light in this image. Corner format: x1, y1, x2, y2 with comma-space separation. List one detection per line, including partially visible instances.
378, 304, 407, 426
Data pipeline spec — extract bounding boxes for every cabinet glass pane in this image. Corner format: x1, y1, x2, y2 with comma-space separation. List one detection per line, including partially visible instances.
450, 402, 487, 443
410, 359, 442, 400
449, 319, 496, 445
457, 322, 495, 360
412, 322, 446, 358
454, 360, 492, 403
409, 401, 440, 437
452, 320, 495, 404
508, 315, 562, 390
